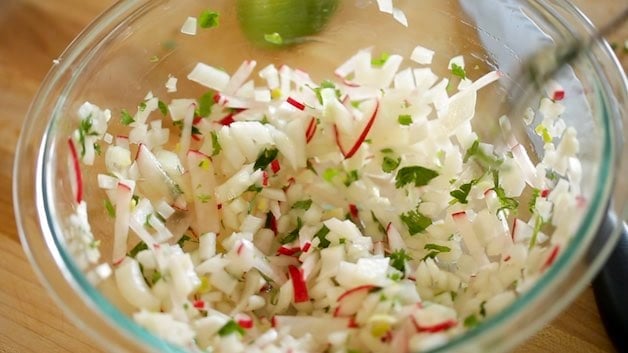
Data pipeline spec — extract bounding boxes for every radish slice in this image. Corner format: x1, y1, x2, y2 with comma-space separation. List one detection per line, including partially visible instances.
113, 182, 134, 263
224, 60, 257, 95
67, 138, 83, 204
334, 284, 380, 317
180, 17, 197, 35
272, 316, 351, 338
334, 99, 379, 159
288, 265, 309, 303
187, 150, 220, 234
452, 211, 489, 266
115, 257, 161, 311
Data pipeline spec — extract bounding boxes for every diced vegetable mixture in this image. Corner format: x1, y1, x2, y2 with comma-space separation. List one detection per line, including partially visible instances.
66, 41, 583, 353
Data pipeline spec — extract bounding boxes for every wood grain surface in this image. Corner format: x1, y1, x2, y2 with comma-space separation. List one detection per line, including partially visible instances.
0, 0, 625, 352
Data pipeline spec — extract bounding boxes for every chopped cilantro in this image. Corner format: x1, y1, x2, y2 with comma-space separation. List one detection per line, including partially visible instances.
292, 199, 313, 211
534, 124, 553, 143
217, 320, 245, 337
323, 168, 339, 182
313, 80, 341, 104
382, 156, 401, 173
177, 235, 191, 247
149, 55, 160, 63
314, 225, 331, 248
451, 63, 467, 79
424, 243, 451, 253
158, 100, 168, 116
210, 131, 221, 156
279, 218, 302, 244
196, 91, 215, 117
253, 148, 279, 170
380, 148, 394, 154
77, 115, 97, 158
128, 241, 148, 258
450, 181, 474, 204
120, 109, 135, 126
197, 194, 212, 203
464, 314, 479, 328
138, 101, 147, 112
104, 199, 116, 218
528, 188, 541, 213
389, 249, 412, 272
151, 271, 162, 285
198, 10, 219, 29
344, 170, 359, 187
463, 140, 502, 169
371, 52, 390, 67
93, 143, 102, 156
264, 32, 283, 45
395, 166, 439, 188
398, 114, 412, 126
400, 208, 432, 235
493, 171, 519, 214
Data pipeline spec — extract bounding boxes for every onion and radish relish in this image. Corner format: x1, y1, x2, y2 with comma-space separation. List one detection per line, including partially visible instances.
67, 45, 583, 353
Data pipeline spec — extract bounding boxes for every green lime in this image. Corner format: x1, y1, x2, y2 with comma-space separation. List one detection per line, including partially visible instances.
236, 0, 338, 47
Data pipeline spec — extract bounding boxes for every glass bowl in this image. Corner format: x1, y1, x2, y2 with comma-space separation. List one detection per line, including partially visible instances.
13, 0, 627, 352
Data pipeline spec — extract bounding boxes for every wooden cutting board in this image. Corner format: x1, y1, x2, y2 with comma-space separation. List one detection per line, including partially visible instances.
0, 0, 624, 352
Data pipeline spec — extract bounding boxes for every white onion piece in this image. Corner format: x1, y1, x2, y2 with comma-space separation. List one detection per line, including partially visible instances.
188, 62, 230, 91
115, 258, 161, 311
411, 45, 435, 65
180, 17, 197, 35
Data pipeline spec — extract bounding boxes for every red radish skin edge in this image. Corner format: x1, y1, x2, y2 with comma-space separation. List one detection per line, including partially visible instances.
337, 284, 379, 303
193, 300, 205, 310
305, 118, 317, 143
270, 159, 281, 174
277, 246, 301, 257
301, 242, 312, 253
262, 171, 269, 187
218, 114, 235, 126
236, 242, 245, 255
267, 213, 278, 235
349, 204, 359, 219
334, 100, 380, 159
67, 138, 83, 204
553, 90, 565, 101
511, 218, 517, 241
411, 316, 457, 333
452, 211, 466, 219
542, 245, 560, 271
237, 318, 254, 329
286, 97, 306, 111
288, 265, 309, 303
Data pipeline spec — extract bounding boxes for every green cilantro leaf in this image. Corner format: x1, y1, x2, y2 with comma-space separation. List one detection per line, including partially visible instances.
210, 131, 221, 156
196, 91, 215, 117
104, 199, 116, 218
528, 188, 541, 213
323, 168, 339, 182
464, 314, 479, 328
128, 241, 148, 258
422, 243, 451, 260
344, 170, 359, 187
253, 148, 279, 170
400, 209, 432, 235
292, 199, 313, 211
398, 114, 412, 126
389, 249, 412, 272
493, 171, 519, 214
217, 320, 245, 337
138, 101, 147, 112
314, 225, 331, 249
158, 100, 169, 116
198, 10, 220, 29
395, 166, 439, 188
371, 52, 390, 67
120, 109, 135, 126
451, 63, 467, 79
382, 156, 401, 173
314, 80, 341, 104
450, 181, 474, 204
177, 234, 192, 247
279, 218, 302, 244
